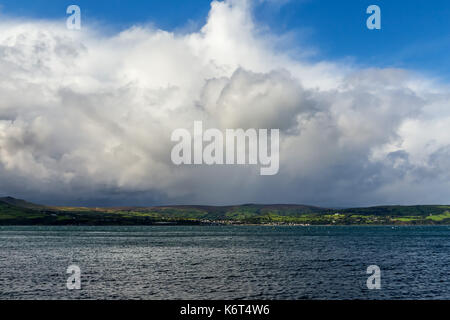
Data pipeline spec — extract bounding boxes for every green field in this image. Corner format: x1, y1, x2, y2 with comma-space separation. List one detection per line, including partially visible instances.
1, 196, 450, 225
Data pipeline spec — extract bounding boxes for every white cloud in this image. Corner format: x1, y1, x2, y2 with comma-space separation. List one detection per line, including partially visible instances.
0, 0, 449, 206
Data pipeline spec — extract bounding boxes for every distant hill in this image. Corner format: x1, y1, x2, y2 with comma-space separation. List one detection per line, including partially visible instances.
0, 196, 45, 209
0, 196, 450, 225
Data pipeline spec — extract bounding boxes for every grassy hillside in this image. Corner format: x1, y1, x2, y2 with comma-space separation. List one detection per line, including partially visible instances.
1, 197, 450, 225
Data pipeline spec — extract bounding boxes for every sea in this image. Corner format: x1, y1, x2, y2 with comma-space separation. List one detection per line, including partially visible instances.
0, 225, 449, 299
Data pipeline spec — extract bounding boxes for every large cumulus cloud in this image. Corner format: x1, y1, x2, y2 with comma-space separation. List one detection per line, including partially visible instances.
0, 0, 450, 206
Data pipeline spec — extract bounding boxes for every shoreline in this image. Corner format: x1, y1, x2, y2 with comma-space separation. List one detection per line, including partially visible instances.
1, 223, 449, 227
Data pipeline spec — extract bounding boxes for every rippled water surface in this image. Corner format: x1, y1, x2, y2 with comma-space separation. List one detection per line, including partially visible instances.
0, 225, 449, 299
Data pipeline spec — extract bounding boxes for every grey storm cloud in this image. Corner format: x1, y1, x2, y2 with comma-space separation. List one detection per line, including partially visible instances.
1, 0, 450, 206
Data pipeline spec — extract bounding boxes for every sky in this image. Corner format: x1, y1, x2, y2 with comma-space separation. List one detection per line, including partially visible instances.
1, 0, 449, 78
0, 0, 450, 207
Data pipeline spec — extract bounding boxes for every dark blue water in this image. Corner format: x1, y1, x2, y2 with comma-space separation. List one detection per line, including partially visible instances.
0, 225, 449, 299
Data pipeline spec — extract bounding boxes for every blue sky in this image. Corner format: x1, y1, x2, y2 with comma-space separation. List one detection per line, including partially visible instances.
0, 0, 449, 79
